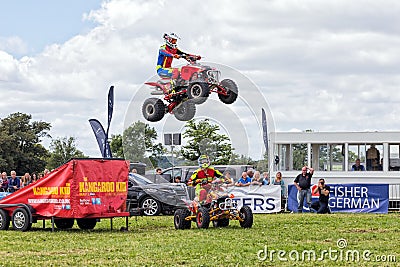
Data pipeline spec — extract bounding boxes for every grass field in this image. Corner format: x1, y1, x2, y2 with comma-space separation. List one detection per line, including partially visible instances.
1, 213, 399, 266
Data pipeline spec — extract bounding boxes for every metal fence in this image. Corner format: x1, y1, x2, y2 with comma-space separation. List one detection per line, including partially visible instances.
389, 184, 400, 211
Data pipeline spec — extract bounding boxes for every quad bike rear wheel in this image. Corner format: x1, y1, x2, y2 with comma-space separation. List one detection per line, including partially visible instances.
218, 79, 238, 104
239, 206, 253, 228
174, 209, 191, 230
174, 101, 196, 121
196, 207, 210, 229
187, 82, 209, 104
142, 98, 165, 122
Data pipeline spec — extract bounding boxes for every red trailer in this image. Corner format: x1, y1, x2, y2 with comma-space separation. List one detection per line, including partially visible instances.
0, 159, 130, 231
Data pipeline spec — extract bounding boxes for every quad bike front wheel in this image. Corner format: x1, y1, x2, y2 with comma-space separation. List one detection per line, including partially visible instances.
174, 209, 191, 230
142, 98, 165, 122
187, 82, 210, 104
218, 79, 238, 104
239, 206, 253, 228
196, 207, 210, 229
174, 101, 196, 121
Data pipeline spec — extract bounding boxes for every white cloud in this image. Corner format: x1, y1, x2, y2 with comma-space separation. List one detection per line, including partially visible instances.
0, 36, 27, 57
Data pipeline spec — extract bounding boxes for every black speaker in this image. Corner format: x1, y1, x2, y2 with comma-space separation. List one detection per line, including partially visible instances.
173, 133, 181, 145
275, 155, 280, 165
164, 134, 172, 145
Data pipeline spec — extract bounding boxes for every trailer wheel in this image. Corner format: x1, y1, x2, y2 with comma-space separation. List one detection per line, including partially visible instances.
55, 218, 75, 229
0, 209, 10, 230
77, 218, 97, 230
12, 208, 32, 232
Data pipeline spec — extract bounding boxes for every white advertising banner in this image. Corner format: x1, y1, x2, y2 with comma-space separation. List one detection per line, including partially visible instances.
229, 185, 281, 213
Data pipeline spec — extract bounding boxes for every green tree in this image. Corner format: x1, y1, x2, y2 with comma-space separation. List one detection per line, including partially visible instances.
110, 134, 124, 158
293, 143, 307, 170
122, 121, 164, 167
348, 150, 358, 164
318, 145, 329, 171
229, 153, 255, 165
181, 119, 232, 164
47, 136, 86, 169
0, 112, 50, 174
255, 152, 268, 172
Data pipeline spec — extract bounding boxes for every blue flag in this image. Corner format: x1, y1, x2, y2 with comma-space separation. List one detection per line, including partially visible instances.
107, 86, 114, 135
262, 108, 268, 151
89, 119, 112, 158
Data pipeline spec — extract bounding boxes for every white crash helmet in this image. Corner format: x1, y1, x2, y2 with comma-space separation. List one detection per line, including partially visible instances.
163, 32, 180, 49
198, 155, 210, 169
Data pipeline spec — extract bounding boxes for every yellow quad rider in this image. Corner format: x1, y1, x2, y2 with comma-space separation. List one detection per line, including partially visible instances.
188, 155, 224, 203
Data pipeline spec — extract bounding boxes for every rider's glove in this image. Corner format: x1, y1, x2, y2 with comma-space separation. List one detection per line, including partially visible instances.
173, 54, 180, 59
196, 55, 201, 60
201, 178, 208, 184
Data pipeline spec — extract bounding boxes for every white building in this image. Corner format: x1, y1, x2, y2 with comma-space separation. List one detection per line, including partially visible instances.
268, 131, 400, 210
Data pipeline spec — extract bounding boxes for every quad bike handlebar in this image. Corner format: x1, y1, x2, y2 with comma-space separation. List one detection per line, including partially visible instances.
183, 54, 201, 64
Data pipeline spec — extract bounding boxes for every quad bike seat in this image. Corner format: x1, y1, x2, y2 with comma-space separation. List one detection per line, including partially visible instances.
158, 77, 172, 84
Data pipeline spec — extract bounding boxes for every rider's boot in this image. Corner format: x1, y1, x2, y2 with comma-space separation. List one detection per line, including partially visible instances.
168, 69, 180, 95
169, 79, 176, 95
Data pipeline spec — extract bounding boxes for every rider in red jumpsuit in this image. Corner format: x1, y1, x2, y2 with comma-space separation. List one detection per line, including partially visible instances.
156, 33, 200, 93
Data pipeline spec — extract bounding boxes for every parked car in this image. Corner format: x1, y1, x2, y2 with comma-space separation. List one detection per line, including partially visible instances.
129, 162, 146, 175
126, 173, 189, 216
160, 165, 254, 185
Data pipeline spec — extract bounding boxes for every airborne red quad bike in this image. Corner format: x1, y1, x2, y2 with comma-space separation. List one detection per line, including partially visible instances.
142, 56, 239, 122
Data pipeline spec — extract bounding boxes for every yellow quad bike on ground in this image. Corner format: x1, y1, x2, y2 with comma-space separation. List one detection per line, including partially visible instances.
173, 181, 253, 229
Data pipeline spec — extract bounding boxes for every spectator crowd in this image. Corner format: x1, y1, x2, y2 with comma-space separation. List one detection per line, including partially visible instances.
164, 167, 288, 209
0, 169, 50, 192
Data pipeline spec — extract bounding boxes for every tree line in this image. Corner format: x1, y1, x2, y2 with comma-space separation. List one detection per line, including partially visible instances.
0, 112, 264, 175
0, 113, 85, 175
110, 119, 264, 170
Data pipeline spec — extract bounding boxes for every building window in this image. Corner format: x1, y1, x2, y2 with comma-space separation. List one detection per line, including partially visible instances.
389, 144, 400, 171
366, 144, 383, 171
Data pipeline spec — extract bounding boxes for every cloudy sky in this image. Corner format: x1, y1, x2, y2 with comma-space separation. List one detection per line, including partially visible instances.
1, 0, 400, 160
